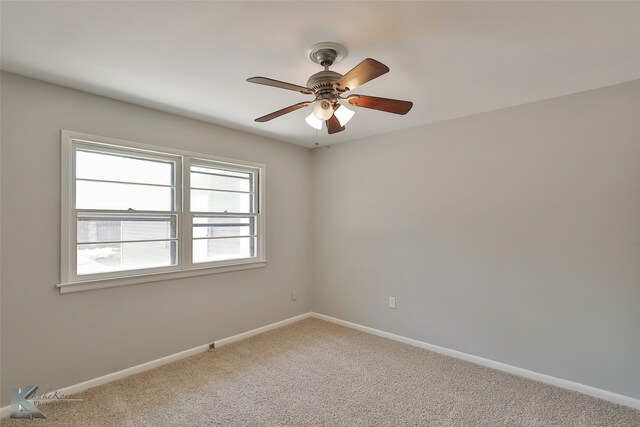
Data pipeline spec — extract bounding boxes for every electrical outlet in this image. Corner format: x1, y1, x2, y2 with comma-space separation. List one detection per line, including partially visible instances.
291, 290, 297, 301
388, 296, 396, 309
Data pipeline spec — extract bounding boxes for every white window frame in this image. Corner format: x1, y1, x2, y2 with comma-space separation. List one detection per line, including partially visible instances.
188, 158, 260, 267
59, 130, 266, 294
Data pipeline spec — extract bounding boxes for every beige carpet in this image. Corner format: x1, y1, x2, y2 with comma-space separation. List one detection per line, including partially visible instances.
2, 318, 639, 426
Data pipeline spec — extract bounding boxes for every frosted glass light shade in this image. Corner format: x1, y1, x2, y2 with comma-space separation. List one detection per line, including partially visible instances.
334, 104, 355, 126
313, 99, 333, 121
305, 112, 323, 130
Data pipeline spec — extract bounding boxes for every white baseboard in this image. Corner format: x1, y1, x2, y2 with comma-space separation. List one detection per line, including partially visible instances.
0, 312, 313, 418
3, 310, 637, 418
213, 312, 313, 347
311, 312, 640, 411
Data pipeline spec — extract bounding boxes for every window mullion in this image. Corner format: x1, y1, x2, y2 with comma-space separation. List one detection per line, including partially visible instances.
182, 157, 192, 270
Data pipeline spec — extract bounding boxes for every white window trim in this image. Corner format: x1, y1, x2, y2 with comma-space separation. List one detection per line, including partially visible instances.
59, 130, 266, 294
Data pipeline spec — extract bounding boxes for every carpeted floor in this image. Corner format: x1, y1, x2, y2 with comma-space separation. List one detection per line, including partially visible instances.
2, 318, 639, 426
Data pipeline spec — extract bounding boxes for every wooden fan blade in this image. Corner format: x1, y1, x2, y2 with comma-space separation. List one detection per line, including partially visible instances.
255, 102, 312, 122
336, 58, 389, 91
247, 77, 313, 95
326, 114, 345, 134
346, 95, 413, 115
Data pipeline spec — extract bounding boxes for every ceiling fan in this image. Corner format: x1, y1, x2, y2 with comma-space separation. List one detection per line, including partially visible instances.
247, 42, 413, 134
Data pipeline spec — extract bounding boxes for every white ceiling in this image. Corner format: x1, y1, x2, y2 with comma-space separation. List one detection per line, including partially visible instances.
2, 1, 639, 147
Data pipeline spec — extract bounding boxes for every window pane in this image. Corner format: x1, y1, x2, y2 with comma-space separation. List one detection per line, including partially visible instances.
193, 216, 254, 238
76, 181, 175, 211
78, 214, 176, 243
193, 237, 255, 263
76, 150, 174, 185
191, 189, 253, 213
77, 241, 177, 275
191, 167, 251, 192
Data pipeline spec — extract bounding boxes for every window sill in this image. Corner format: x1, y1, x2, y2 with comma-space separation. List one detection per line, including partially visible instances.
57, 260, 268, 294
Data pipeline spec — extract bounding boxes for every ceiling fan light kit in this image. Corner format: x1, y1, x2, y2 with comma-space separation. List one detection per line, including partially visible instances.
334, 104, 355, 127
313, 98, 334, 121
247, 42, 413, 135
305, 112, 323, 130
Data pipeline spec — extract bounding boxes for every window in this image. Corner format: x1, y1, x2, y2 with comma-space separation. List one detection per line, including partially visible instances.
190, 163, 258, 263
60, 131, 266, 293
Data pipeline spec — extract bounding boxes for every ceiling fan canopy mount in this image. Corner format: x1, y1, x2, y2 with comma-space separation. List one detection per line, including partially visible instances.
247, 42, 413, 135
306, 42, 348, 67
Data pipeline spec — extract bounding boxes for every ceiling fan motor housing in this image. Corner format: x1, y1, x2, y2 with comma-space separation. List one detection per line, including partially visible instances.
307, 70, 343, 101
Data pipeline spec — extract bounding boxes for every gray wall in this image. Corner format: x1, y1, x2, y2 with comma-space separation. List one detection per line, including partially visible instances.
0, 72, 313, 406
312, 80, 640, 399
2, 71, 639, 406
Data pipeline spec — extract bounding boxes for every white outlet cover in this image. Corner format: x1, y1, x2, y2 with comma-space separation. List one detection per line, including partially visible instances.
389, 297, 396, 308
